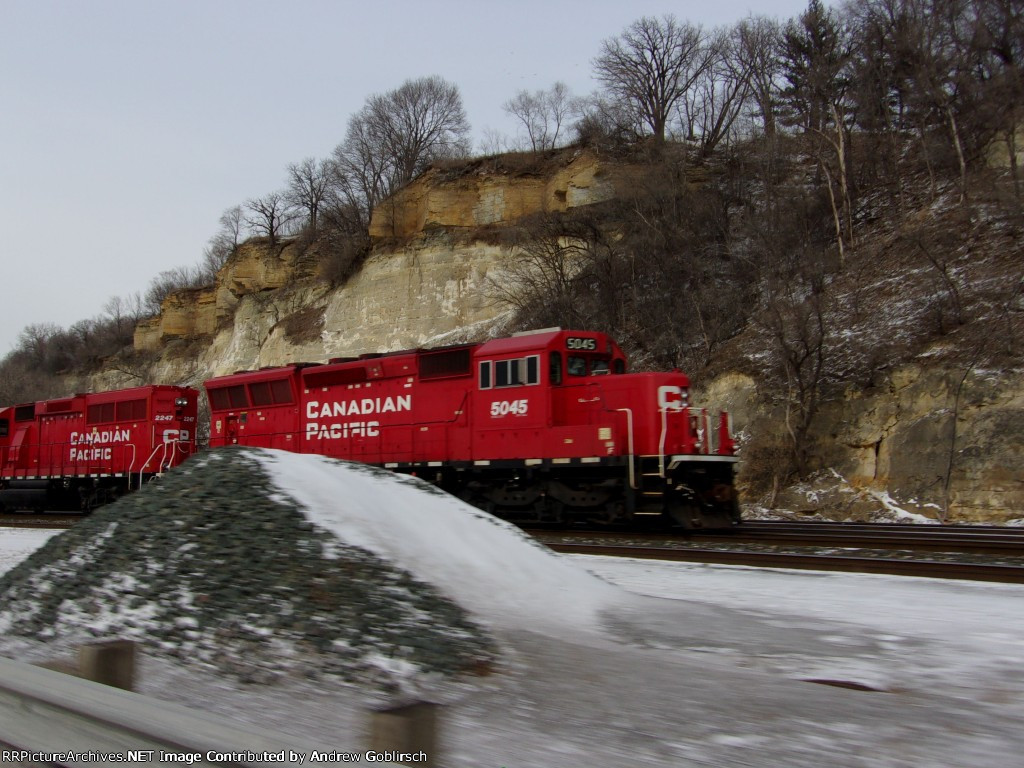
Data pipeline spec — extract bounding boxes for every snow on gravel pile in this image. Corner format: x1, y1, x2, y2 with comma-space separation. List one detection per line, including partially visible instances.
0, 448, 500, 689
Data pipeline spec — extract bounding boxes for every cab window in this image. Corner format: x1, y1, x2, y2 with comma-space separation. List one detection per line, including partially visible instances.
591, 359, 610, 375
549, 352, 562, 385
0, 418, 8, 438
567, 356, 587, 376
481, 356, 540, 388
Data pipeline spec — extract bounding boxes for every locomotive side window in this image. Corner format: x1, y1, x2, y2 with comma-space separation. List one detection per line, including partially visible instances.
209, 388, 230, 411
493, 356, 540, 388
0, 418, 7, 438
495, 359, 517, 387
420, 347, 472, 380
87, 403, 116, 424
614, 359, 625, 374
115, 399, 147, 421
304, 366, 367, 388
227, 385, 249, 408
481, 356, 540, 389
249, 380, 295, 406
549, 352, 562, 385
526, 355, 539, 384
250, 382, 274, 407
208, 385, 249, 411
14, 405, 34, 422
270, 379, 293, 404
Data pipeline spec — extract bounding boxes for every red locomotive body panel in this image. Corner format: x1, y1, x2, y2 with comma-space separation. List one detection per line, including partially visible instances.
205, 329, 739, 528
0, 385, 199, 511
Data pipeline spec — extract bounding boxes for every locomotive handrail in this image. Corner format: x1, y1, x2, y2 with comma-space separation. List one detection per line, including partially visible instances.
658, 407, 669, 479
137, 442, 168, 487
126, 443, 137, 476
165, 439, 179, 472
615, 408, 637, 490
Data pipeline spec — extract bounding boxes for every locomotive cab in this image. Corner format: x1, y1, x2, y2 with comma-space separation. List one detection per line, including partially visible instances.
465, 329, 738, 528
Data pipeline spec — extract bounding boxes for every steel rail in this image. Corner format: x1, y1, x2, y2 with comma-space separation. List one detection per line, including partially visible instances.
548, 542, 1024, 583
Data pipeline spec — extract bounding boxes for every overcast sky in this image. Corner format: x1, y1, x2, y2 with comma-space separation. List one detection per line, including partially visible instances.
0, 0, 814, 358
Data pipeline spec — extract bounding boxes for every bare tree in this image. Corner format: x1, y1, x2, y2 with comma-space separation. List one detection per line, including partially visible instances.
102, 293, 146, 344
488, 211, 628, 332
366, 75, 471, 186
218, 205, 245, 248
244, 190, 297, 246
759, 252, 831, 480
143, 266, 209, 315
199, 205, 245, 280
329, 76, 470, 230
331, 110, 394, 228
477, 126, 514, 156
503, 82, 576, 151
593, 15, 715, 145
680, 26, 753, 154
287, 157, 331, 232
968, 0, 1024, 200
572, 93, 638, 148
734, 16, 784, 138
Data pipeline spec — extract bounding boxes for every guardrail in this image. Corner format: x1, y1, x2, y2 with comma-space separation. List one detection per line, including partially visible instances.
0, 654, 426, 766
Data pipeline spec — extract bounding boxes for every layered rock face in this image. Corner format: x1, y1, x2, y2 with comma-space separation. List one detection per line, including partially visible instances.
707, 368, 1024, 523
368, 150, 628, 237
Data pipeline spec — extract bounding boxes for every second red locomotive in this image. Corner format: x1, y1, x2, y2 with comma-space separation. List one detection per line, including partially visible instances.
0, 385, 198, 511
205, 329, 738, 528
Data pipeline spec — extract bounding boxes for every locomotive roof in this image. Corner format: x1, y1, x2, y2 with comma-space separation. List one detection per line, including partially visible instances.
475, 329, 611, 357
204, 330, 623, 385
205, 364, 307, 386
82, 384, 190, 403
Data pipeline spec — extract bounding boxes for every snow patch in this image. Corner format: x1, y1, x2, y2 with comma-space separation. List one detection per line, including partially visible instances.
252, 449, 629, 632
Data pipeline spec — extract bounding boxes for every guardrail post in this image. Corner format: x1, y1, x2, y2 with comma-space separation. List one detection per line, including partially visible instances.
79, 639, 136, 691
368, 701, 438, 766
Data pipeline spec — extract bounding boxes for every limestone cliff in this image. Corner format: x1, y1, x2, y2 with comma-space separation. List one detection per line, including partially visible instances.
704, 367, 1024, 524
368, 150, 635, 237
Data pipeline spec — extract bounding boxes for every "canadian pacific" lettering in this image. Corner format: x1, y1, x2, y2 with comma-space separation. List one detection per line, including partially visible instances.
68, 429, 132, 462
305, 395, 411, 440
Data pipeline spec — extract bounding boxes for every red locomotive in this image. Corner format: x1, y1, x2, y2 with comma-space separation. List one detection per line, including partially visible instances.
0, 385, 198, 511
205, 329, 739, 528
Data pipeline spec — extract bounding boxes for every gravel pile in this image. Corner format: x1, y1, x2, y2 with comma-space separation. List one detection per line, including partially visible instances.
0, 448, 496, 688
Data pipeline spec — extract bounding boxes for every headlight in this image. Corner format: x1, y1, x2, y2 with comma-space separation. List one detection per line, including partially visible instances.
174, 397, 189, 407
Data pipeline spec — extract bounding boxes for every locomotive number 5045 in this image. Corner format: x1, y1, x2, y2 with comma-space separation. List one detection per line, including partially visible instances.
490, 399, 529, 417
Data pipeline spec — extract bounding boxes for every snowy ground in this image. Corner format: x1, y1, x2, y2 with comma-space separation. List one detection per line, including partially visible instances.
2, 451, 1023, 767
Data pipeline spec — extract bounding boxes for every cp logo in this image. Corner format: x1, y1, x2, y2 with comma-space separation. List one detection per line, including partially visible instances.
657, 385, 686, 411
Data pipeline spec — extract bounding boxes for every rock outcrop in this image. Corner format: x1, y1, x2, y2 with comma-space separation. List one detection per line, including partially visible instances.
368, 149, 635, 238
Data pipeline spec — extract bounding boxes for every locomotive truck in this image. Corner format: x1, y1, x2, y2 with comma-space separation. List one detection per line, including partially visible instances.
205, 329, 739, 528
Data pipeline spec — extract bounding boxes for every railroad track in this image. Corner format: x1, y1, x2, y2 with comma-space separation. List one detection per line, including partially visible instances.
702, 521, 1024, 556
545, 542, 1024, 583
0, 514, 77, 530
536, 522, 1024, 583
